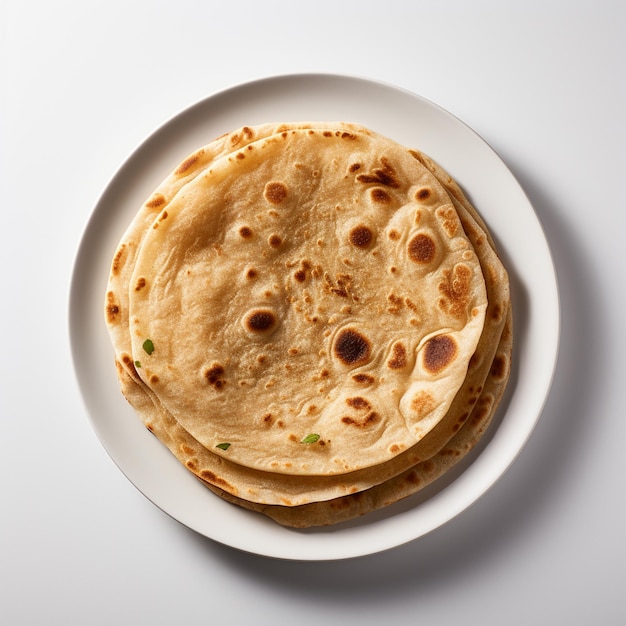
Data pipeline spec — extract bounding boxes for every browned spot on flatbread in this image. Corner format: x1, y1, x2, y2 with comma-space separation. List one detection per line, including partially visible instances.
356, 157, 400, 188
423, 335, 458, 373
341, 411, 380, 428
175, 152, 202, 175
437, 205, 459, 237
205, 364, 226, 389
405, 469, 421, 485
264, 181, 288, 204
415, 187, 432, 202
146, 194, 166, 209
349, 225, 373, 248
411, 391, 436, 418
387, 342, 407, 369
105, 291, 120, 324
120, 353, 139, 378
439, 264, 473, 319
268, 234, 283, 248
352, 373, 375, 385
134, 277, 146, 291
245, 309, 277, 332
408, 233, 436, 264
370, 188, 392, 204
199, 469, 233, 490
346, 396, 371, 410
490, 353, 509, 381
333, 328, 371, 365
229, 126, 254, 147
111, 245, 126, 276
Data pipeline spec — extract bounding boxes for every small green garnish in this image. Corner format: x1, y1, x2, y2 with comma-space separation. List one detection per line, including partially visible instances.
216, 442, 231, 450
134, 360, 141, 368
142, 339, 155, 355
300, 433, 321, 444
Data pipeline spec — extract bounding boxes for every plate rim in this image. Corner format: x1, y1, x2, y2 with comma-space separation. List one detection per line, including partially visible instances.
69, 71, 560, 561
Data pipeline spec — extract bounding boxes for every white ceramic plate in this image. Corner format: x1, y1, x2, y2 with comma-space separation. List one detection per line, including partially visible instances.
69, 74, 559, 561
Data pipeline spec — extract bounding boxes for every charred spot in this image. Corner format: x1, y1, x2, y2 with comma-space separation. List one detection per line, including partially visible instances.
105, 291, 120, 323
323, 131, 333, 137
150, 375, 159, 384
333, 328, 371, 365
175, 153, 201, 175
294, 269, 307, 282
246, 268, 258, 279
134, 277, 146, 291
324, 273, 352, 298
245, 309, 277, 332
411, 391, 436, 418
146, 194, 166, 209
349, 225, 373, 248
356, 158, 400, 187
264, 181, 287, 204
370, 188, 392, 204
405, 470, 421, 485
205, 364, 226, 389
111, 245, 126, 276
229, 127, 254, 147
437, 205, 460, 237
415, 187, 432, 202
423, 335, 458, 374
346, 396, 371, 411
439, 264, 473, 319
387, 342, 407, 369
471, 404, 490, 426
158, 210, 168, 221
121, 353, 139, 378
352, 373, 375, 385
408, 233, 436, 264
490, 354, 508, 380
239, 226, 253, 238
387, 293, 403, 314
349, 163, 361, 173
268, 234, 283, 248
199, 469, 231, 489
491, 303, 503, 321
341, 411, 380, 428
388, 229, 400, 241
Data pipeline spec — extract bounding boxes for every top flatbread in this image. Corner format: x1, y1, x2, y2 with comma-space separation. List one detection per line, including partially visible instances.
123, 127, 488, 476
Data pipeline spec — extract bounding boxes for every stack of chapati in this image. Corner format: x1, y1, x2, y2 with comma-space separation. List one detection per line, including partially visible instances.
104, 122, 512, 527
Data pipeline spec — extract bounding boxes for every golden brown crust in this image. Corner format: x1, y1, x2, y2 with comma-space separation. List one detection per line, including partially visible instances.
103, 121, 512, 526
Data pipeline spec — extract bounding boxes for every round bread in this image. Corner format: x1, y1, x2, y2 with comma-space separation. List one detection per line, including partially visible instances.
104, 122, 511, 523
125, 127, 488, 476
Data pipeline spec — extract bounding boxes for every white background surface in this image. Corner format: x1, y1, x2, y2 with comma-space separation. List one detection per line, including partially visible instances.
1, 1, 624, 624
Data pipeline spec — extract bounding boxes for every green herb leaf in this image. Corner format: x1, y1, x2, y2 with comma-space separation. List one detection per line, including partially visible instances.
142, 339, 155, 355
300, 433, 321, 444
134, 360, 141, 368
216, 442, 231, 450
